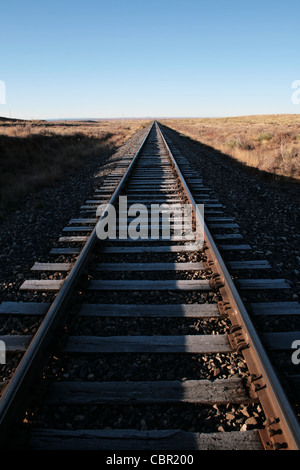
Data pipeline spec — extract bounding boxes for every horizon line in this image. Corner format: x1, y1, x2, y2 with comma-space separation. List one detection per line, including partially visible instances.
1, 112, 299, 122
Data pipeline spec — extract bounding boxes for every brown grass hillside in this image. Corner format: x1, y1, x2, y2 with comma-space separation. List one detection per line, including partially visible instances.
0, 119, 150, 210
162, 115, 300, 181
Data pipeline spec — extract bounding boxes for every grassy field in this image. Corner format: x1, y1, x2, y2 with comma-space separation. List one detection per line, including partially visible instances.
0, 118, 150, 211
162, 114, 300, 181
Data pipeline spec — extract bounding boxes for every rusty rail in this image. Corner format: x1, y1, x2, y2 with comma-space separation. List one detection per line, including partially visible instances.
157, 121, 300, 450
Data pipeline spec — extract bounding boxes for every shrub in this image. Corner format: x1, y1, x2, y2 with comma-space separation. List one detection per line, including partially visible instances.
256, 132, 273, 142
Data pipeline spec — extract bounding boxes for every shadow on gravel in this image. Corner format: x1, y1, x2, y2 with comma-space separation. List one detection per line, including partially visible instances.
159, 123, 300, 203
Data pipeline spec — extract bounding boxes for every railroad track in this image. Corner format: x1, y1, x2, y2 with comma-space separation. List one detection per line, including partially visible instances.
0, 121, 299, 450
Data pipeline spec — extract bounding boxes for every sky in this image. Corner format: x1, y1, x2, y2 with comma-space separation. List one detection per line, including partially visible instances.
0, 0, 300, 119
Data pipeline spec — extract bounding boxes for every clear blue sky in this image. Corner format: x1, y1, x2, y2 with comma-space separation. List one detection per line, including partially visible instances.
1, 0, 299, 119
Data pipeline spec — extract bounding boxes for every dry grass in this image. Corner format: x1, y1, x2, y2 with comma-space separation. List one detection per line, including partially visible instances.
162, 114, 300, 180
0, 118, 150, 210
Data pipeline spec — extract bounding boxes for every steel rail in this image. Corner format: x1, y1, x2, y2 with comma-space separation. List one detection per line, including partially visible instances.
156, 121, 300, 450
0, 122, 155, 446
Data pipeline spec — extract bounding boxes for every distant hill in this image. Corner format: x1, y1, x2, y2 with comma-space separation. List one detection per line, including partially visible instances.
0, 116, 25, 122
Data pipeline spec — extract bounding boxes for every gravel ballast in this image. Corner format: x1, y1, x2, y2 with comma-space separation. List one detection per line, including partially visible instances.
2, 121, 298, 448
160, 123, 300, 301
0, 124, 151, 303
